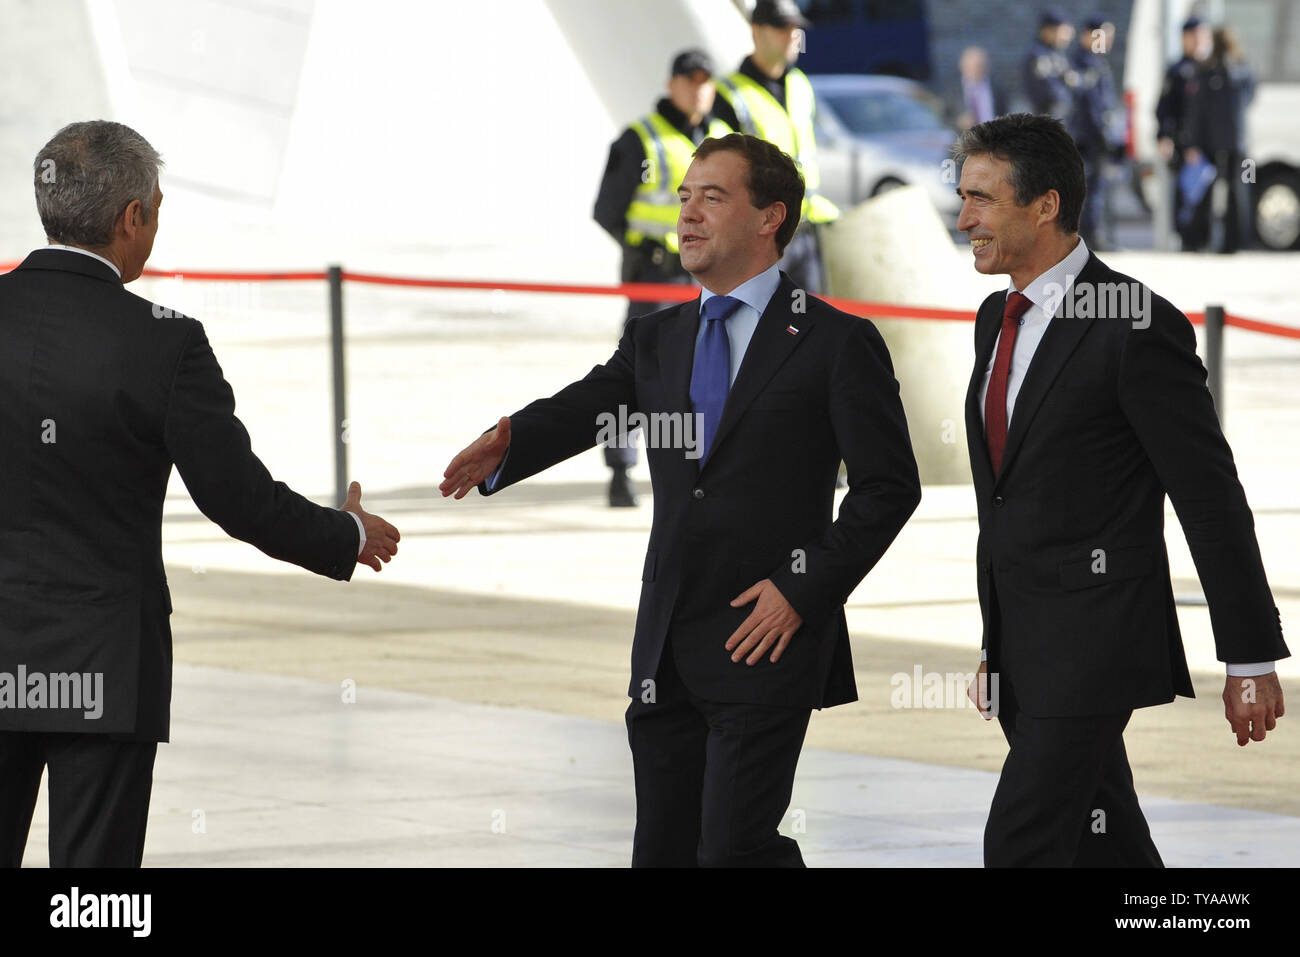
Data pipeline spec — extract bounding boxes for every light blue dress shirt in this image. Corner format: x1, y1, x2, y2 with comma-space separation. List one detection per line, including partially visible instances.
697, 262, 782, 387
486, 263, 783, 491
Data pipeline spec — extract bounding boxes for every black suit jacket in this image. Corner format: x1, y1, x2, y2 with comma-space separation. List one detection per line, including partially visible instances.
966, 251, 1288, 717
484, 271, 921, 709
0, 249, 359, 741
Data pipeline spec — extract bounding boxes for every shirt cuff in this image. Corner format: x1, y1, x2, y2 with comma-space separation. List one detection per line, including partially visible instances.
1226, 661, 1275, 677
344, 509, 366, 556
485, 447, 510, 493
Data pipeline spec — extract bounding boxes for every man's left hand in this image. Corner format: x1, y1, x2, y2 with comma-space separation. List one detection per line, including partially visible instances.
1223, 672, 1285, 747
725, 579, 803, 665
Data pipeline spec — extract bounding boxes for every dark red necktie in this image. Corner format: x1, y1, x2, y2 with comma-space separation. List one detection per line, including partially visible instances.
984, 291, 1033, 475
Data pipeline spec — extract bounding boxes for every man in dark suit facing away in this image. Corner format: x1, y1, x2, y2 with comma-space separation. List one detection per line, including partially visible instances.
0, 121, 401, 867
952, 113, 1288, 867
440, 133, 921, 866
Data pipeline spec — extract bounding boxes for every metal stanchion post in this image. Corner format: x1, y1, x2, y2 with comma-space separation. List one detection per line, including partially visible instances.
328, 265, 348, 507
1205, 303, 1225, 424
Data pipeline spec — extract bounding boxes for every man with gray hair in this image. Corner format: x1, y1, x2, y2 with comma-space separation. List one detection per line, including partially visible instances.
0, 120, 401, 867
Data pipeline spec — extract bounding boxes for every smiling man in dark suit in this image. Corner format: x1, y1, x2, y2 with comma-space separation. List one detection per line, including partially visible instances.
954, 113, 1288, 867
0, 121, 400, 867
441, 133, 920, 866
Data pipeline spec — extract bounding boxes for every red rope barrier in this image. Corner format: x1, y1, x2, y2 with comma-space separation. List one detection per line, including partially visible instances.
3, 259, 1298, 337
1224, 313, 1300, 340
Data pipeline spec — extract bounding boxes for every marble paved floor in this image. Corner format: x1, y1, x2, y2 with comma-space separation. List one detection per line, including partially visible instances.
20, 665, 1300, 867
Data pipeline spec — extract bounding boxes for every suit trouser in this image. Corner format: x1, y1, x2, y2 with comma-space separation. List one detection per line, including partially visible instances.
625, 636, 811, 867
0, 731, 157, 867
983, 674, 1163, 867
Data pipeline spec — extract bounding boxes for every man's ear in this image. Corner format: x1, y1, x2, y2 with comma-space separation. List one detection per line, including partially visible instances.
760, 200, 787, 238
118, 198, 145, 239
1036, 189, 1061, 229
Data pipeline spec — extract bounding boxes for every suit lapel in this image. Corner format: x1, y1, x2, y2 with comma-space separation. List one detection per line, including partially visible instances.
657, 296, 703, 417
996, 253, 1106, 481
703, 273, 813, 468
966, 293, 1003, 488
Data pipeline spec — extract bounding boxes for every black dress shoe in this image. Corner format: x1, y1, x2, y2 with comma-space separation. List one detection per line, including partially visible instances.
609, 469, 639, 507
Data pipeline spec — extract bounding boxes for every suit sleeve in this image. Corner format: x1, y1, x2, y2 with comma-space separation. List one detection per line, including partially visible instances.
480, 319, 639, 495
1118, 299, 1288, 663
768, 319, 922, 621
163, 320, 358, 581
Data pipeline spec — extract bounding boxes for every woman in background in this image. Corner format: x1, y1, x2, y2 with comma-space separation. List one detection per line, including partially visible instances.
1185, 26, 1256, 253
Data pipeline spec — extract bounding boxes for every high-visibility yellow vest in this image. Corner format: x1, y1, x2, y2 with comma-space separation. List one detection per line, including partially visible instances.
625, 112, 732, 254
714, 67, 840, 224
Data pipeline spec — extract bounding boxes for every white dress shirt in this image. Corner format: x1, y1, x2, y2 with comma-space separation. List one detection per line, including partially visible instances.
46, 243, 122, 278
40, 245, 366, 557
975, 238, 1270, 677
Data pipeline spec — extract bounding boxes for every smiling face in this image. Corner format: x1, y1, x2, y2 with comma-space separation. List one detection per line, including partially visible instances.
677, 148, 783, 292
956, 153, 1066, 288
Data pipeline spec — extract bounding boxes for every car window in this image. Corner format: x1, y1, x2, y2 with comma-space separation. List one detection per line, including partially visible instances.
819, 88, 948, 135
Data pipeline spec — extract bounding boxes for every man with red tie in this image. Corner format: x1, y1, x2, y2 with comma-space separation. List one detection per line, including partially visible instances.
954, 113, 1288, 867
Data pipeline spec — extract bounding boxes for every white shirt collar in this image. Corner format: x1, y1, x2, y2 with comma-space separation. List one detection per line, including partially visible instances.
1009, 236, 1090, 318
699, 262, 782, 317
43, 244, 123, 279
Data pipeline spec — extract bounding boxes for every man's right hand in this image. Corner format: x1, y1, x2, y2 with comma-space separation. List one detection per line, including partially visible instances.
968, 659, 995, 720
342, 481, 401, 573
439, 416, 511, 499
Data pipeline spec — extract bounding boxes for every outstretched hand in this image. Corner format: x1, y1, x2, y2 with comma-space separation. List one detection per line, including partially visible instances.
439, 416, 511, 499
342, 481, 400, 572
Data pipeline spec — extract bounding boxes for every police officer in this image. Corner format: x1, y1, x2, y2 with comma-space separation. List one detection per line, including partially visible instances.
710, 0, 838, 294
1070, 15, 1125, 251
1021, 6, 1077, 121
1155, 17, 1213, 250
592, 49, 731, 507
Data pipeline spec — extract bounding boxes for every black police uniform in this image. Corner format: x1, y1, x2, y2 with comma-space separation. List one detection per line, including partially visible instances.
1021, 38, 1076, 121
1070, 41, 1124, 249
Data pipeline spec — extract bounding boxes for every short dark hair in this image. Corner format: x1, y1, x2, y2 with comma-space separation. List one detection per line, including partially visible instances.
951, 113, 1085, 234
693, 133, 804, 254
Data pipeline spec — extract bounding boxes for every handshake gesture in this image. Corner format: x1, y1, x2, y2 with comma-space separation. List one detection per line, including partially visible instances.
439, 416, 512, 499
341, 480, 401, 572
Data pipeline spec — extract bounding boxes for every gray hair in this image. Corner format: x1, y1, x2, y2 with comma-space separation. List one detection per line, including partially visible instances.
33, 121, 164, 247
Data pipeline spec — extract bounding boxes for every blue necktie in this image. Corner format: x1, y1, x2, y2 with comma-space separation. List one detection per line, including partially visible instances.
690, 295, 741, 462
